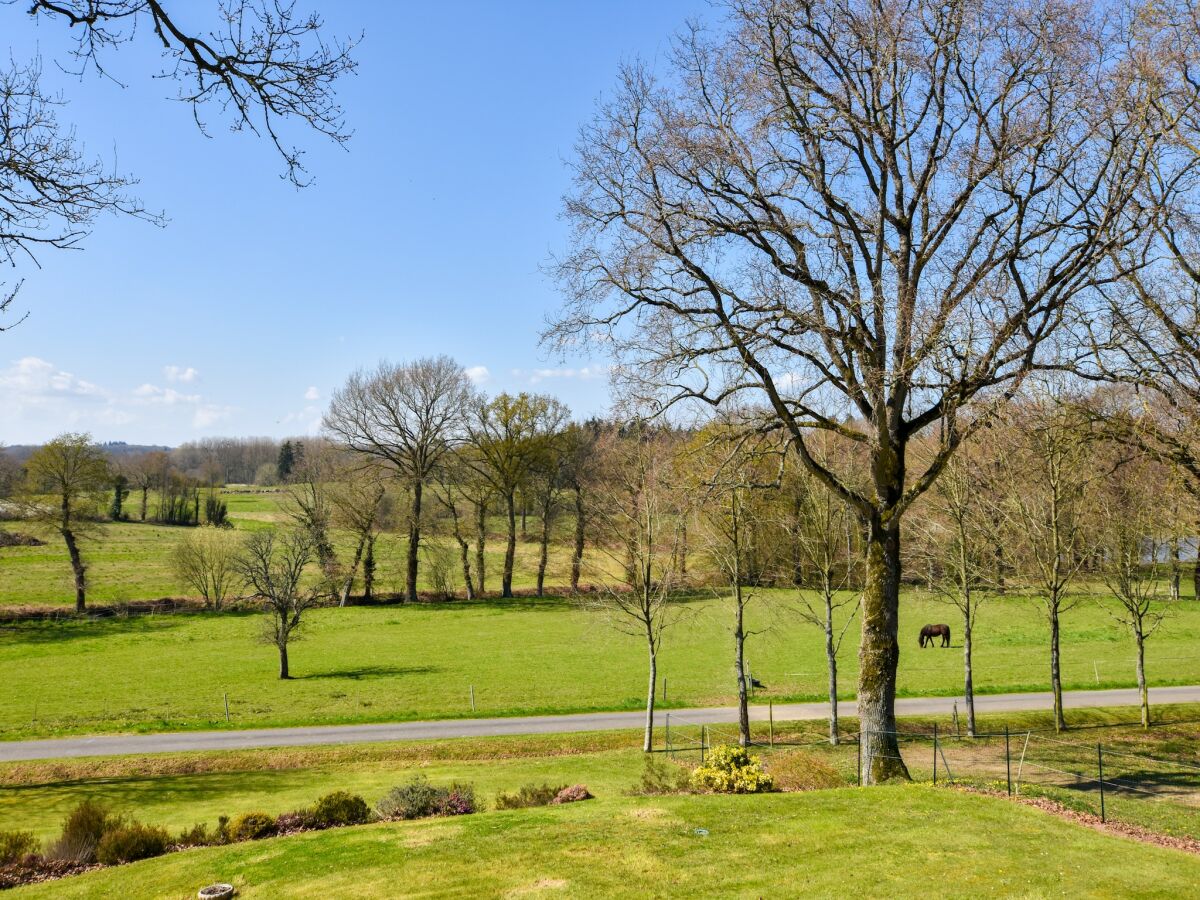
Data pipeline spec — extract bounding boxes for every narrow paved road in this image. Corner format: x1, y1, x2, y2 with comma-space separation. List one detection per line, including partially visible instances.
2, 685, 1197, 763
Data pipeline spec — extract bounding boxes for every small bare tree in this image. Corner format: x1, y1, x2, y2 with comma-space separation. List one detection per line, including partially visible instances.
1095, 455, 1171, 728
173, 526, 242, 610
238, 528, 321, 679
911, 444, 998, 737
999, 393, 1096, 731
782, 458, 861, 745
329, 462, 391, 607
19, 433, 109, 611
582, 425, 685, 752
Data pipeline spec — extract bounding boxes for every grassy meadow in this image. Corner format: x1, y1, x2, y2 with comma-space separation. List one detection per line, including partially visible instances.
10, 786, 1200, 898
0, 588, 1198, 740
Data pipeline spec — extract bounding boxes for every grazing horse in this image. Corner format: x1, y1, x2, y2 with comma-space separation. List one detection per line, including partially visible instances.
919, 624, 951, 648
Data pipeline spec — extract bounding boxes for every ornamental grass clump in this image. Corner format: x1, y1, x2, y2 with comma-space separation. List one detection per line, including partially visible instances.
689, 745, 774, 794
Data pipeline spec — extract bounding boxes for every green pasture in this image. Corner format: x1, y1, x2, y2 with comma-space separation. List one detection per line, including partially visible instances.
11, 784, 1200, 899
1, 589, 1198, 740
0, 486, 593, 607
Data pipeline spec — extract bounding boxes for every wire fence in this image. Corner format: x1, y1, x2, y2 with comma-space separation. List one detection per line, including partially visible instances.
651, 715, 1200, 838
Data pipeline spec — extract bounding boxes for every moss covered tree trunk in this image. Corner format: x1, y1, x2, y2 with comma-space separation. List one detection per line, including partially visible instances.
502, 491, 516, 598
63, 527, 86, 613
406, 480, 422, 603
475, 500, 487, 595
857, 513, 908, 782
571, 485, 585, 593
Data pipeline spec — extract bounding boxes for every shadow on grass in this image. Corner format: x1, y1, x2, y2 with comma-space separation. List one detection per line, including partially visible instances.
299, 665, 440, 681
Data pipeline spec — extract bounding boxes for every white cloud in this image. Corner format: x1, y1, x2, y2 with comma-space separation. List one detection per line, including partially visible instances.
192, 405, 232, 428
304, 386, 320, 401
465, 365, 491, 385
0, 356, 109, 403
513, 365, 609, 384
164, 365, 199, 384
133, 384, 202, 405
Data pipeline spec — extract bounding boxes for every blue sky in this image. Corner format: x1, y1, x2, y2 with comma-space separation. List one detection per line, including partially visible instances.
0, 0, 711, 445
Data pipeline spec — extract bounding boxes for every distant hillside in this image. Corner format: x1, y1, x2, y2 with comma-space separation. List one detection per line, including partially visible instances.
2, 442, 172, 462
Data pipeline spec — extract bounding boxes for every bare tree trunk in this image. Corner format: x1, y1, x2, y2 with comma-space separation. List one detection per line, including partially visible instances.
679, 520, 688, 580
1171, 537, 1181, 601
1136, 629, 1149, 728
339, 535, 367, 607
278, 642, 290, 680
536, 505, 551, 597
858, 516, 908, 783
644, 639, 657, 753
363, 536, 376, 601
824, 596, 839, 746
520, 495, 528, 537
571, 485, 585, 593
63, 528, 87, 613
734, 585, 749, 748
963, 608, 976, 738
475, 500, 487, 595
502, 490, 516, 598
1050, 607, 1065, 732
139, 487, 148, 522
406, 480, 422, 603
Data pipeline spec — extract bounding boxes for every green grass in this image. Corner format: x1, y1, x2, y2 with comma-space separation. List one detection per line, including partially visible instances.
2, 707, 1195, 845
11, 786, 1200, 898
1, 588, 1199, 740
0, 486, 600, 607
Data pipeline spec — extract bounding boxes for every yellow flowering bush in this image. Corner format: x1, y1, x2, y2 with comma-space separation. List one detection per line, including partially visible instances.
689, 745, 774, 794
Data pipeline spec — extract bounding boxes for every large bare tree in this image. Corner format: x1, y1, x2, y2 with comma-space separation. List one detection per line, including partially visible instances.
325, 356, 474, 602
550, 0, 1152, 781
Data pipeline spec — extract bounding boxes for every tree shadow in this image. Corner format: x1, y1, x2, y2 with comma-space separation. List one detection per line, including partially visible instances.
298, 665, 440, 681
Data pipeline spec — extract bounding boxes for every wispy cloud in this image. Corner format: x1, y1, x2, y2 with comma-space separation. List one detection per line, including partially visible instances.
465, 365, 491, 385
304, 386, 320, 401
511, 365, 609, 384
164, 365, 199, 384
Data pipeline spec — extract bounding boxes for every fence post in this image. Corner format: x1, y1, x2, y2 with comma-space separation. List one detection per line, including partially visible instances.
933, 723, 938, 785
470, 685, 475, 713
701, 725, 707, 764
666, 713, 671, 757
769, 700, 774, 747
953, 702, 960, 738
856, 733, 862, 787
1097, 743, 1106, 823
663, 677, 668, 703
224, 693, 230, 723
1005, 726, 1012, 796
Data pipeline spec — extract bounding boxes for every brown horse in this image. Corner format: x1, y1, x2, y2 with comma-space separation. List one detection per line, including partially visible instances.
919, 624, 951, 648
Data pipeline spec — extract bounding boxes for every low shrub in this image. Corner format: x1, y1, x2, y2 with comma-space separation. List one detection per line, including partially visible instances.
226, 811, 276, 842
690, 745, 774, 794
632, 756, 691, 795
274, 809, 313, 835
376, 776, 476, 820
765, 750, 845, 792
494, 782, 566, 810
0, 831, 37, 865
176, 822, 223, 848
310, 791, 370, 828
47, 799, 120, 863
95, 822, 171, 865
551, 784, 593, 804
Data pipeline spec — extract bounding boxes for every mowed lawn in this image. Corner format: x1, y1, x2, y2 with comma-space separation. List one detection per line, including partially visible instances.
11, 787, 1200, 899
1, 589, 1199, 740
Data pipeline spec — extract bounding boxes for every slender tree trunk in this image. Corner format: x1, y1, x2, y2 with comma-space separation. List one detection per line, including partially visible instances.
571, 485, 585, 593
734, 585, 749, 748
502, 490, 516, 598
278, 642, 290, 679
406, 480, 422, 603
339, 534, 367, 607
456, 535, 475, 600
963, 607, 976, 738
1050, 605, 1065, 732
644, 638, 657, 753
363, 536, 376, 602
679, 520, 688, 580
521, 495, 527, 537
1171, 537, 1181, 602
536, 503, 551, 597
139, 487, 148, 522
1136, 629, 1149, 728
824, 593, 839, 745
63, 527, 86, 613
475, 500, 487, 595
858, 515, 908, 783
